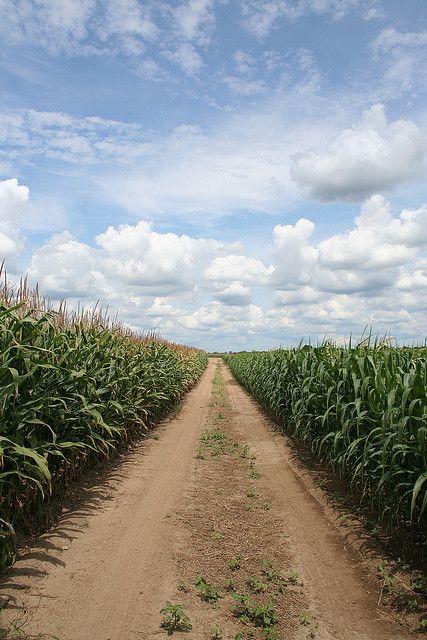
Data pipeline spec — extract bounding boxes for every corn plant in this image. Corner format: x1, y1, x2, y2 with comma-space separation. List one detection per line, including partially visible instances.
0, 279, 207, 572
225, 340, 427, 539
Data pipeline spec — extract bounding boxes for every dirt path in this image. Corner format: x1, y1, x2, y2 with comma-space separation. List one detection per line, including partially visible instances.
1, 359, 417, 639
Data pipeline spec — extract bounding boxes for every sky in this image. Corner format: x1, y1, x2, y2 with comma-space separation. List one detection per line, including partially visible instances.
0, 0, 427, 351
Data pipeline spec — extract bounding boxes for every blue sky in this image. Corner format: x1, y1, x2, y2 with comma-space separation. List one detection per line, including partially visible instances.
0, 0, 427, 350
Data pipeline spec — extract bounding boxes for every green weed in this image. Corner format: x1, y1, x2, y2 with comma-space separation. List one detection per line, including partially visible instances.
159, 602, 192, 635
195, 576, 222, 605
228, 555, 243, 571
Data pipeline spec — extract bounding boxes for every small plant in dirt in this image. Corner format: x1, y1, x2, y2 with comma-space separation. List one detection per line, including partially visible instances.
200, 429, 235, 457
230, 592, 252, 625
261, 628, 280, 640
249, 461, 261, 480
260, 560, 287, 592
0, 613, 59, 640
177, 581, 190, 593
224, 578, 237, 592
195, 576, 222, 605
299, 612, 312, 626
228, 555, 243, 571
246, 576, 267, 593
261, 560, 277, 581
160, 602, 192, 635
231, 592, 278, 630
287, 569, 300, 585
212, 528, 224, 541
418, 618, 427, 634
404, 597, 421, 612
246, 485, 258, 498
233, 593, 273, 624
250, 599, 278, 628
377, 560, 400, 603
376, 560, 425, 611
239, 445, 250, 459
210, 625, 223, 639
412, 573, 427, 598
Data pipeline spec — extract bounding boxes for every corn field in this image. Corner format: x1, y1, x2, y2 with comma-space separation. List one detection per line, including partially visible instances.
0, 279, 207, 571
225, 343, 427, 538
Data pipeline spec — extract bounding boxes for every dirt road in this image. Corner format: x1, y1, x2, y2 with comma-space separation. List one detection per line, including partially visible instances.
1, 359, 416, 639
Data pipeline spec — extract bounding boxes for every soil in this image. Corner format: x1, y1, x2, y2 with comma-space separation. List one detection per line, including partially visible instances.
0, 358, 421, 639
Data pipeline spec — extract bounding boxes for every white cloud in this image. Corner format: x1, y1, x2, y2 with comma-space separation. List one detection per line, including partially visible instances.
205, 255, 273, 284
180, 301, 265, 333
173, 0, 215, 44
372, 27, 427, 54
241, 0, 366, 39
358, 197, 427, 248
291, 104, 425, 201
222, 76, 266, 96
0, 108, 149, 165
101, 0, 159, 44
27, 217, 238, 305
96, 220, 227, 292
371, 27, 427, 98
272, 218, 317, 286
233, 50, 256, 76
144, 296, 183, 317
0, 105, 304, 217
397, 270, 427, 292
214, 282, 252, 306
272, 195, 427, 302
134, 57, 165, 81
275, 286, 324, 306
0, 0, 97, 53
99, 103, 324, 218
28, 232, 109, 299
0, 178, 29, 262
5, 181, 427, 348
164, 42, 203, 75
0, 0, 160, 56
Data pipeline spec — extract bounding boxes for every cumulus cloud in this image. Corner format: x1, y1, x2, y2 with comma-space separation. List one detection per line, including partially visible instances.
213, 282, 252, 306
0, 178, 29, 262
28, 219, 236, 303
5, 178, 427, 348
272, 218, 316, 286
181, 301, 265, 334
291, 104, 425, 201
96, 221, 227, 292
204, 255, 272, 284
272, 195, 427, 306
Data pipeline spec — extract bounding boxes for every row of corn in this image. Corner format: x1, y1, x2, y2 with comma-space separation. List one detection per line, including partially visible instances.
224, 343, 427, 538
0, 293, 207, 571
